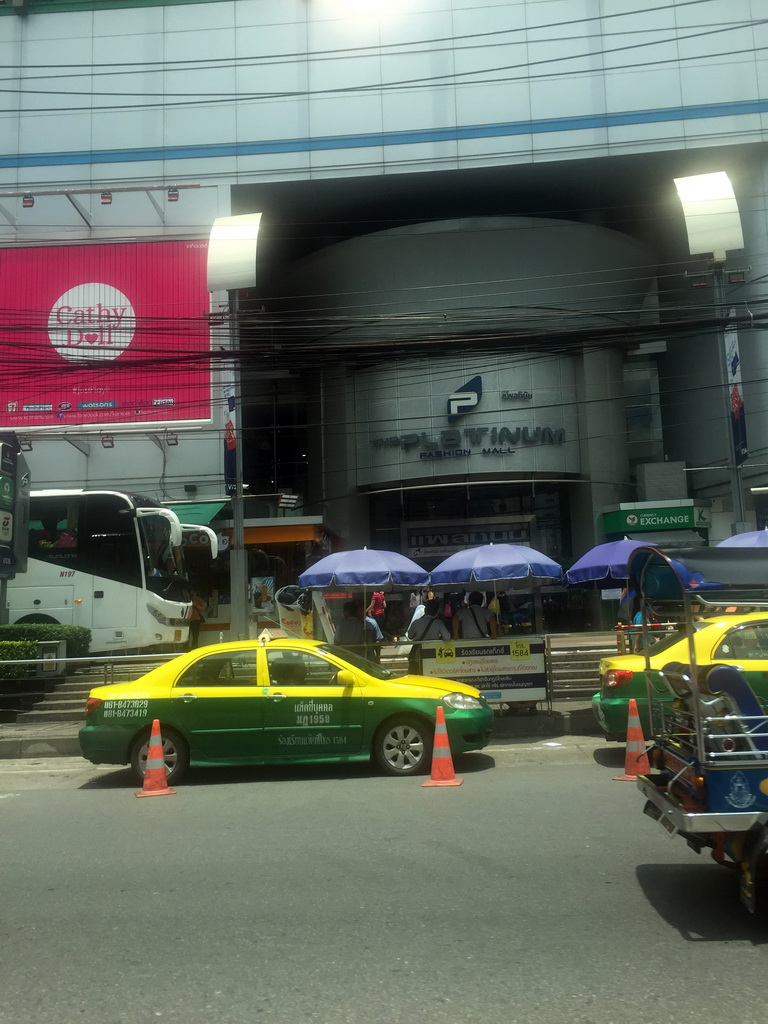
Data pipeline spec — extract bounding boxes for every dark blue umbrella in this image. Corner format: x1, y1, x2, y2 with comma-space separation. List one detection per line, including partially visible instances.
299, 548, 430, 589
429, 543, 562, 586
565, 538, 646, 586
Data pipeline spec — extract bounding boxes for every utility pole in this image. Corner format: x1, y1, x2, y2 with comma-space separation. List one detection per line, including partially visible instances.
228, 292, 249, 641
674, 172, 748, 536
207, 212, 262, 642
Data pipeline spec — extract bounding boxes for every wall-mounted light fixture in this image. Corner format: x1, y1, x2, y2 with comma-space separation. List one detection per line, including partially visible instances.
165, 431, 179, 446
100, 434, 114, 449
674, 171, 744, 261
167, 187, 180, 202
100, 191, 113, 206
19, 438, 32, 451
22, 195, 34, 209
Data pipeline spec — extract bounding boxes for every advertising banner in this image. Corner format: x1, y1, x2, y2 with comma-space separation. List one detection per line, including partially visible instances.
0, 240, 211, 428
419, 637, 547, 703
251, 576, 275, 614
725, 310, 748, 465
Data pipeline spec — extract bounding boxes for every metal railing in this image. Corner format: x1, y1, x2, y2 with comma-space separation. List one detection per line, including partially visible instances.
0, 652, 178, 687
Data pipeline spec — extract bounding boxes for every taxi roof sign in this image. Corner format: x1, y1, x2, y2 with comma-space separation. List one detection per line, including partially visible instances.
258, 628, 287, 642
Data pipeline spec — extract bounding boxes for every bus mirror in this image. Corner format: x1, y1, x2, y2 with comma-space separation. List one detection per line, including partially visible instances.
180, 523, 218, 559
135, 507, 183, 546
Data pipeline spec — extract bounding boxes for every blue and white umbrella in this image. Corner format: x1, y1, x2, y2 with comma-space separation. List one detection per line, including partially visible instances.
429, 543, 562, 586
565, 538, 646, 586
299, 547, 430, 589
718, 529, 768, 548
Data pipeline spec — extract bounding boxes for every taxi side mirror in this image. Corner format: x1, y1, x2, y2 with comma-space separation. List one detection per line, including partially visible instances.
337, 669, 356, 687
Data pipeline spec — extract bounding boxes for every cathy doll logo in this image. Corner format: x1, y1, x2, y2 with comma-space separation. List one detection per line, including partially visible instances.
48, 283, 136, 362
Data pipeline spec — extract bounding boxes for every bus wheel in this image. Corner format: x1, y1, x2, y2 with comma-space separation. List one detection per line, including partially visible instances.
129, 726, 189, 786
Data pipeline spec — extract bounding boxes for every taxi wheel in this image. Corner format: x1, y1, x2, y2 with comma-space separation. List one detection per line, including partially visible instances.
129, 727, 189, 786
374, 715, 433, 776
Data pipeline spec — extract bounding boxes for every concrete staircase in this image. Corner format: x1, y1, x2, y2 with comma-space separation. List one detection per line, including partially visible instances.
11, 677, 92, 724
0, 662, 158, 726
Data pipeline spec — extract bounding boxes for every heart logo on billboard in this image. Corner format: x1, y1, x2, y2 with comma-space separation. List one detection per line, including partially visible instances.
47, 283, 136, 363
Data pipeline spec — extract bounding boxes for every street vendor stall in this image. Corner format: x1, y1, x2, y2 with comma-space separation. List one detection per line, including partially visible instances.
298, 547, 430, 657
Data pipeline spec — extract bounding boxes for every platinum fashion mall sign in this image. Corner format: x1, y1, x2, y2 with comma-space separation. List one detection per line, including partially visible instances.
355, 354, 581, 487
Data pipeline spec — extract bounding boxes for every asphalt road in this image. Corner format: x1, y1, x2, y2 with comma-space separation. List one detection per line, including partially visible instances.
2, 739, 768, 1024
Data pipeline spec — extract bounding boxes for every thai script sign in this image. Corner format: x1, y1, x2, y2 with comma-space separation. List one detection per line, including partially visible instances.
419, 637, 547, 703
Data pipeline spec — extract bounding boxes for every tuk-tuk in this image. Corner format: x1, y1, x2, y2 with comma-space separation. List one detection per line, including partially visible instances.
630, 545, 768, 913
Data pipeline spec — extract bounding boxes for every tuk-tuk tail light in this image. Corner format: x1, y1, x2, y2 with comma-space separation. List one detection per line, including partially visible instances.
605, 669, 635, 688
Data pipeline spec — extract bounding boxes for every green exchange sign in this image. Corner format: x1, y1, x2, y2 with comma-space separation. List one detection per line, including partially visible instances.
603, 506, 710, 534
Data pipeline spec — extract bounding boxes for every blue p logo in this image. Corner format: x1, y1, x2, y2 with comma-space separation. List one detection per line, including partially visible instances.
447, 375, 482, 423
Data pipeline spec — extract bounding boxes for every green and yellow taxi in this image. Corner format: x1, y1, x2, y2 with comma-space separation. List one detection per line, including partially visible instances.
593, 613, 768, 741
79, 638, 494, 784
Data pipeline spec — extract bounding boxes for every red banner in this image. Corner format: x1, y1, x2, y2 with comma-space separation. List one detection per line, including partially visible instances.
0, 240, 211, 428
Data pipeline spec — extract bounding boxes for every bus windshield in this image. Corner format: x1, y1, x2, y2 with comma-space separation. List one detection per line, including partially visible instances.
138, 512, 190, 602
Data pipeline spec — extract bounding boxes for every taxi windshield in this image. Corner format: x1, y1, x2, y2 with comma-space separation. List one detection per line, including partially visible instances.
318, 644, 407, 679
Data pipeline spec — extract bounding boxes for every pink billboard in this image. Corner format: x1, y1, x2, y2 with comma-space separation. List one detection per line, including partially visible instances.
0, 240, 211, 428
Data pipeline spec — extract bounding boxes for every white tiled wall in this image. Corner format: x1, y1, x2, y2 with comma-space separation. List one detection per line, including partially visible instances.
1, 0, 766, 188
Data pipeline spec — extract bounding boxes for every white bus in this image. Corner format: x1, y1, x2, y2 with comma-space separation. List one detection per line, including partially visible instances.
8, 489, 217, 654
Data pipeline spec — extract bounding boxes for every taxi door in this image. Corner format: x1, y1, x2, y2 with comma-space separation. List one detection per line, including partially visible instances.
166, 648, 263, 759
260, 648, 364, 758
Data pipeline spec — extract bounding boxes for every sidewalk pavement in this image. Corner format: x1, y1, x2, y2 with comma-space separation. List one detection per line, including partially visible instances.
0, 700, 606, 759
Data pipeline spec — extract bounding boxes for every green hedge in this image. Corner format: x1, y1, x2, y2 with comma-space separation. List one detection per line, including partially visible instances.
0, 625, 91, 659
0, 641, 37, 680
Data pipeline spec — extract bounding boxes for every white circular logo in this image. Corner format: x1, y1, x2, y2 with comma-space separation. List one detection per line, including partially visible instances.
626, 514, 639, 526
48, 283, 136, 362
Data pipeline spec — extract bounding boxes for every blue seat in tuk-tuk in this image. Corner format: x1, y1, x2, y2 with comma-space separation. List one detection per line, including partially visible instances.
703, 665, 768, 753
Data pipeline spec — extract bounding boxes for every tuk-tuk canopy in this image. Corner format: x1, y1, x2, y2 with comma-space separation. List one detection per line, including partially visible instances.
628, 545, 768, 605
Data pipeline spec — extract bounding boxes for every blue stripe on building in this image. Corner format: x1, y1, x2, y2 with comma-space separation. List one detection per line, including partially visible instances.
2, 98, 767, 170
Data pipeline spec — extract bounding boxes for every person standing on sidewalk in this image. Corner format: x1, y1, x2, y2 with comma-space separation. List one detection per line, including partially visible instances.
188, 590, 207, 649
452, 590, 498, 640
406, 598, 450, 673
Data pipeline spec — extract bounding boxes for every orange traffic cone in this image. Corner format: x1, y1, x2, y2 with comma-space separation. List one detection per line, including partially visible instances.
135, 719, 177, 798
422, 705, 464, 787
613, 698, 651, 781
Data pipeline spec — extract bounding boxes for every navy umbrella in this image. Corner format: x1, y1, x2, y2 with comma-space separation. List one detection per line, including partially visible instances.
299, 547, 430, 589
565, 538, 646, 586
429, 543, 562, 586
